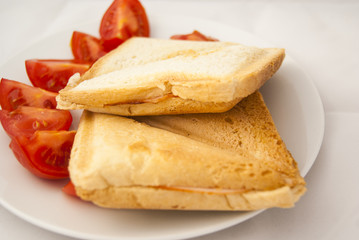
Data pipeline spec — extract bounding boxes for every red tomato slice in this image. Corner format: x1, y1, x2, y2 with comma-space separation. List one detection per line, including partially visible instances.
0, 106, 72, 138
99, 0, 150, 51
170, 30, 218, 41
62, 181, 78, 197
25, 59, 90, 93
71, 31, 107, 64
0, 78, 58, 111
10, 130, 76, 179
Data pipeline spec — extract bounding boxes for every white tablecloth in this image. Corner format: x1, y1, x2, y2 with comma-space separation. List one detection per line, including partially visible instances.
0, 0, 358, 239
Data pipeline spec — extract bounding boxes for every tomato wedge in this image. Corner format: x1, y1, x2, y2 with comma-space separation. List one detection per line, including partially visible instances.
10, 130, 76, 179
99, 0, 150, 51
0, 78, 58, 111
0, 106, 72, 138
25, 59, 90, 93
71, 31, 107, 64
62, 181, 78, 197
170, 30, 218, 41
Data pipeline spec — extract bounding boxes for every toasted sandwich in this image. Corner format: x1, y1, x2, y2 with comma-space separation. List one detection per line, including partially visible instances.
69, 92, 306, 210
57, 37, 285, 116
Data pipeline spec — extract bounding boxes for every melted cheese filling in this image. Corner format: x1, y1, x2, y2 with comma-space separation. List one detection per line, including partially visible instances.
105, 94, 176, 105
158, 186, 247, 194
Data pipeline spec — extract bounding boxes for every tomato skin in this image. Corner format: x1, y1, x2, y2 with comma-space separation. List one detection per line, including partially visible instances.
0, 106, 72, 138
170, 30, 218, 41
101, 38, 125, 53
25, 59, 90, 93
99, 0, 150, 51
62, 181, 78, 197
0, 78, 58, 111
9, 137, 37, 176
71, 31, 107, 64
10, 130, 76, 179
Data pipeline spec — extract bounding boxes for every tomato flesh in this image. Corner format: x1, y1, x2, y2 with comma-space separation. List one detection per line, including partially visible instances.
0, 78, 58, 111
170, 30, 218, 41
25, 59, 90, 93
10, 130, 76, 179
0, 106, 72, 138
99, 0, 150, 51
71, 31, 107, 64
62, 181, 78, 197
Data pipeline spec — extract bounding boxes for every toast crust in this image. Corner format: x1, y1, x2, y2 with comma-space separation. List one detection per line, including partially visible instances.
58, 92, 243, 116
76, 185, 306, 211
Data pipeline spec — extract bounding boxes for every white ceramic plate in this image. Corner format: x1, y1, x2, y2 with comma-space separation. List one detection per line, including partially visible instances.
0, 14, 324, 240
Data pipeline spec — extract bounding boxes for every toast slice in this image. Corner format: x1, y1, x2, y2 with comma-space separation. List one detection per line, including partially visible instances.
57, 37, 284, 116
70, 92, 306, 210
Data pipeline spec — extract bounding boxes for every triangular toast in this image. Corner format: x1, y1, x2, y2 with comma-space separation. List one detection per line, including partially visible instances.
69, 92, 305, 210
57, 37, 284, 116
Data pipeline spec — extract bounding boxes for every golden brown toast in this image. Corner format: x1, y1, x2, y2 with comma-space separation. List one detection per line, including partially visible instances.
69, 92, 306, 210
57, 37, 284, 116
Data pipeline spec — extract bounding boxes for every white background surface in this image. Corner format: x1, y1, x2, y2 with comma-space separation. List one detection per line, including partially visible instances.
0, 0, 358, 239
